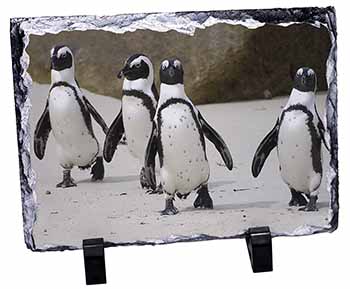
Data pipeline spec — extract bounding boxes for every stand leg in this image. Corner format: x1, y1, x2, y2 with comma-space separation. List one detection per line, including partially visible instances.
245, 226, 273, 273
83, 238, 107, 285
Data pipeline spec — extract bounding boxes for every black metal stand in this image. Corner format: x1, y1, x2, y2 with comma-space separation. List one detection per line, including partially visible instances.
246, 226, 273, 273
83, 238, 107, 285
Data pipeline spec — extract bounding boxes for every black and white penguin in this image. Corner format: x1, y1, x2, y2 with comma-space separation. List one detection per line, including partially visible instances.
144, 58, 233, 215
103, 54, 159, 191
251, 67, 329, 211
34, 45, 108, 188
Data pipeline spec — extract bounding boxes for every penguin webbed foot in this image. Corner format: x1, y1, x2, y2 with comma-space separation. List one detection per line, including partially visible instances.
146, 184, 164, 195
289, 190, 308, 207
56, 170, 77, 188
91, 157, 104, 181
161, 198, 179, 215
56, 178, 76, 188
288, 199, 298, 207
193, 185, 213, 209
299, 196, 318, 212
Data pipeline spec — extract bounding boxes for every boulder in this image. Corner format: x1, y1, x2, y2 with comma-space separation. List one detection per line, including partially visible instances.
27, 23, 331, 104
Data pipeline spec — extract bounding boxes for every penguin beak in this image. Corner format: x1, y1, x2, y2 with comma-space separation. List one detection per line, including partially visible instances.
117, 69, 123, 79
168, 66, 175, 78
301, 75, 307, 85
117, 65, 130, 79
50, 55, 58, 70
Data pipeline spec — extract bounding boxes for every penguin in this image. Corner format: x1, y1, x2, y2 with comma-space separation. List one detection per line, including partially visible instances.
144, 58, 233, 215
103, 54, 160, 192
34, 45, 108, 188
251, 67, 329, 211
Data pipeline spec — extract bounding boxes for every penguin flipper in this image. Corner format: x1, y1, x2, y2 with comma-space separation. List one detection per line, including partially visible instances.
315, 105, 330, 152
34, 101, 51, 160
83, 96, 108, 134
103, 108, 124, 162
198, 112, 233, 170
144, 122, 158, 190
251, 119, 279, 177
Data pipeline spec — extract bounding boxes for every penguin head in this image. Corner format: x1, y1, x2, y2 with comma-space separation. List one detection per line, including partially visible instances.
118, 54, 153, 82
159, 58, 184, 85
293, 67, 317, 93
50, 45, 74, 72
50, 45, 75, 83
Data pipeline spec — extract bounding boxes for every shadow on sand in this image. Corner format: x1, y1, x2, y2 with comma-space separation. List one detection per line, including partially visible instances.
182, 200, 278, 212
182, 200, 329, 213
78, 175, 140, 184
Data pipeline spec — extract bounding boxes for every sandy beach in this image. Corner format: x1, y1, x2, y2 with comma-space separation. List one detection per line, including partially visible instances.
28, 83, 331, 250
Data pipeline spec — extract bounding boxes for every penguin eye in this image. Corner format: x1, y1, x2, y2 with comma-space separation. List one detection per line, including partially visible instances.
174, 60, 182, 69
161, 60, 169, 70
135, 62, 141, 68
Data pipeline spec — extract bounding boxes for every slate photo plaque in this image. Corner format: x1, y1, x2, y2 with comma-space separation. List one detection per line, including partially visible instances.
10, 6, 338, 251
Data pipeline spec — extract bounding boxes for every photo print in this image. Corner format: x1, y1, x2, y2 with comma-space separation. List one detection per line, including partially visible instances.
10, 7, 338, 251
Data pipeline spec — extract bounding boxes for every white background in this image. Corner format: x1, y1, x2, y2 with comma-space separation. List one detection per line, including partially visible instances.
1, 0, 349, 288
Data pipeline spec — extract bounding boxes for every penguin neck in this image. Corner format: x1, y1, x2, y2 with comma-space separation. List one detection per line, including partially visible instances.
123, 77, 153, 94
286, 88, 316, 109
159, 83, 187, 103
51, 68, 75, 85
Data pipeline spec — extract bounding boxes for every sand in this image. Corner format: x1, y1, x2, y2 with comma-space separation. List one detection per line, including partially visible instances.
28, 83, 331, 250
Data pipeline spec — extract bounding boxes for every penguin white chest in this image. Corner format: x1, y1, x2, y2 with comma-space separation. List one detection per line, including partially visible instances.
49, 86, 98, 167
159, 103, 209, 194
277, 109, 321, 193
122, 95, 153, 161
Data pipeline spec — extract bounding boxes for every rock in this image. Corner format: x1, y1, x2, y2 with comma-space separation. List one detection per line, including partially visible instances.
27, 23, 330, 104
263, 89, 273, 99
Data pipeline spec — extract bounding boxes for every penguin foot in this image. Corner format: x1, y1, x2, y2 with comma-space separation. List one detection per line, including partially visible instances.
289, 189, 308, 207
56, 179, 76, 188
299, 196, 318, 212
91, 157, 104, 181
288, 199, 299, 206
56, 170, 77, 188
161, 199, 179, 215
193, 185, 213, 209
147, 184, 164, 195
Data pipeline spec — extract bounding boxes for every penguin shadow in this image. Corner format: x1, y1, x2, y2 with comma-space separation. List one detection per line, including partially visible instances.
182, 200, 278, 213
209, 200, 329, 212
77, 175, 140, 184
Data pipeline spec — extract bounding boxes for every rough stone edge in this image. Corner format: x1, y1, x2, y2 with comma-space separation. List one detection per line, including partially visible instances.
9, 6, 338, 252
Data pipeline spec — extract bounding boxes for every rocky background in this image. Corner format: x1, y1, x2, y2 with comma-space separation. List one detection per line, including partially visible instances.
27, 23, 331, 104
